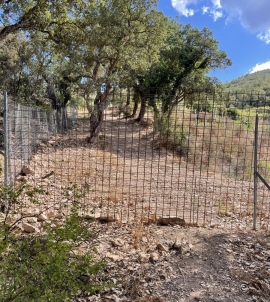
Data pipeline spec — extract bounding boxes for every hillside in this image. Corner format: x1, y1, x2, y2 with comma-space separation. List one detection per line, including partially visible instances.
225, 69, 270, 94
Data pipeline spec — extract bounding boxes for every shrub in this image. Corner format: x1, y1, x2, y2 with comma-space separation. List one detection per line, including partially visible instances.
226, 107, 240, 120
68, 96, 85, 107
0, 182, 108, 302
154, 113, 189, 156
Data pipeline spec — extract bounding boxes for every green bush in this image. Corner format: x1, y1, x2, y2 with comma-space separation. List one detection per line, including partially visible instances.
226, 107, 240, 120
68, 96, 85, 107
0, 182, 108, 302
154, 114, 189, 156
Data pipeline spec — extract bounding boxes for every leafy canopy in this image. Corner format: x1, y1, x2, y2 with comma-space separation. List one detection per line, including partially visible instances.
1, 0, 166, 105
134, 19, 232, 114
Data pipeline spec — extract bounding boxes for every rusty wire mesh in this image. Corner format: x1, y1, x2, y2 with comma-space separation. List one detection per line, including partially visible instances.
3, 90, 270, 230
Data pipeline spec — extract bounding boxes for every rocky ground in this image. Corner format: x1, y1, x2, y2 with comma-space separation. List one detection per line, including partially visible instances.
10, 212, 270, 302
73, 221, 270, 302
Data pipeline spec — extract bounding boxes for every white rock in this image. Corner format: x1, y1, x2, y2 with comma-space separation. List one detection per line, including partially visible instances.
150, 252, 159, 262
38, 214, 48, 221
139, 252, 148, 263
48, 140, 56, 145
172, 237, 183, 252
111, 238, 124, 247
106, 253, 120, 261
142, 236, 148, 243
27, 217, 38, 223
97, 244, 108, 254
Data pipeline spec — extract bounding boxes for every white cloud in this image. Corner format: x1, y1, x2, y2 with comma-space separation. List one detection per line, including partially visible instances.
212, 0, 221, 8
257, 30, 270, 44
211, 9, 223, 21
202, 6, 222, 21
220, 0, 270, 32
220, 0, 270, 43
171, 0, 197, 17
249, 61, 270, 74
171, 0, 270, 43
202, 6, 209, 14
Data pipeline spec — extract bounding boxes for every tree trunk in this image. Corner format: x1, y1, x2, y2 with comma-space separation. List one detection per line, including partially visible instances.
47, 84, 61, 111
131, 97, 138, 118
125, 87, 131, 107
85, 94, 93, 114
135, 94, 146, 122
87, 85, 111, 144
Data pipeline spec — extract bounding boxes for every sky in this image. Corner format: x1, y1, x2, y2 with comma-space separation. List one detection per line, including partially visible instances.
157, 0, 270, 83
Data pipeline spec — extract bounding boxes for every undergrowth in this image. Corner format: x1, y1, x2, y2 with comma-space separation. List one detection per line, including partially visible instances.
151, 106, 268, 181
0, 181, 109, 302
153, 113, 189, 156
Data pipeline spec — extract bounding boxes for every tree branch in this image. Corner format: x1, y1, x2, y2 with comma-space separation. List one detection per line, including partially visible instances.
0, 5, 39, 42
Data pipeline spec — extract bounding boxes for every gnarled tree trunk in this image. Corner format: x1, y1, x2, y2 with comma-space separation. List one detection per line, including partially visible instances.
135, 90, 146, 122
87, 85, 111, 144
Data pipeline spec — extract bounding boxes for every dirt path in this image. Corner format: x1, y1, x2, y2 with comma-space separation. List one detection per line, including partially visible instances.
74, 223, 270, 302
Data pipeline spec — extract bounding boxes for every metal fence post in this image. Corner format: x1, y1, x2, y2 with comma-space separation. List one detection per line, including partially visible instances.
3, 91, 9, 210
253, 113, 258, 230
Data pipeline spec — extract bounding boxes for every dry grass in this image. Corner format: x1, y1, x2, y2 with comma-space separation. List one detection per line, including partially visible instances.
106, 188, 124, 204
167, 108, 260, 180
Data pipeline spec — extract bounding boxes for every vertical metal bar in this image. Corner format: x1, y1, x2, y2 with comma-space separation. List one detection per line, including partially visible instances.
253, 113, 258, 230
3, 91, 9, 210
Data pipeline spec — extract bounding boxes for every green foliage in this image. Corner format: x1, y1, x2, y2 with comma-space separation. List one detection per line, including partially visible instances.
1, 0, 166, 114
68, 96, 85, 107
226, 107, 240, 120
133, 19, 231, 119
154, 113, 189, 156
0, 1, 92, 42
226, 69, 270, 95
0, 182, 107, 302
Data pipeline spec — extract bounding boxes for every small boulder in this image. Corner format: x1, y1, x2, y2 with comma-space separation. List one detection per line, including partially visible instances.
150, 252, 160, 262
27, 217, 38, 223
22, 223, 38, 233
156, 243, 168, 252
21, 166, 34, 176
139, 252, 149, 263
106, 253, 120, 262
38, 214, 48, 221
111, 238, 124, 247
157, 217, 185, 226
46, 211, 55, 219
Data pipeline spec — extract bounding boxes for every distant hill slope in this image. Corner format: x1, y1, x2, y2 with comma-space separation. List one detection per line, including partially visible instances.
225, 69, 270, 94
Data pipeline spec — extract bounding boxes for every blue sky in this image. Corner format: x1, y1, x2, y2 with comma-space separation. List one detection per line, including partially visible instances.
157, 0, 270, 83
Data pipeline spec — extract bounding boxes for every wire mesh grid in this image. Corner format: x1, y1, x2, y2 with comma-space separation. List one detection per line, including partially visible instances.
4, 99, 78, 183
3, 91, 270, 230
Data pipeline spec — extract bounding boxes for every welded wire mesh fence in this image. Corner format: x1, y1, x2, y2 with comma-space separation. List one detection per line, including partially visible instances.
3, 90, 270, 230
3, 96, 78, 183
